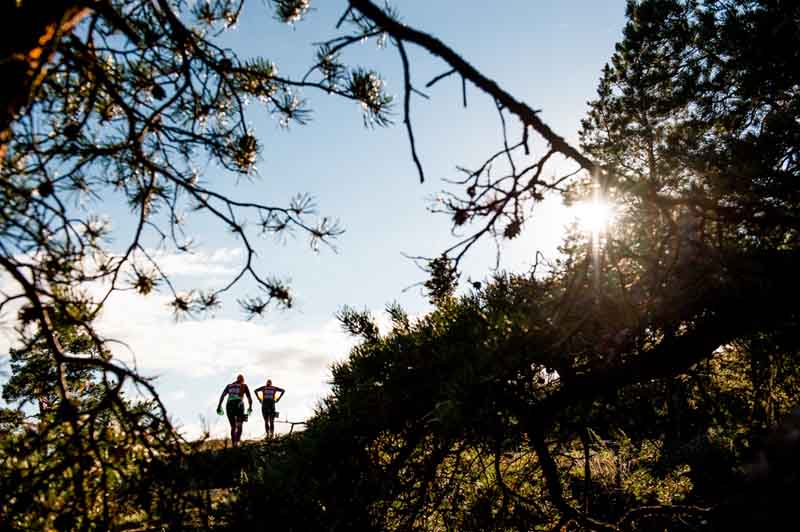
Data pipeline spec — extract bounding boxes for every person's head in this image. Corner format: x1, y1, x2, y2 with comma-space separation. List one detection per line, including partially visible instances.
266, 379, 272, 386
236, 374, 244, 384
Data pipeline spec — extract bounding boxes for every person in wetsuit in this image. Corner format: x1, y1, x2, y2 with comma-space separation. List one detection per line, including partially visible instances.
254, 379, 285, 437
216, 374, 253, 447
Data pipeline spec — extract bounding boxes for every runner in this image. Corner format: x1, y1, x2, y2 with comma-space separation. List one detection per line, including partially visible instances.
216, 374, 253, 447
254, 379, 285, 437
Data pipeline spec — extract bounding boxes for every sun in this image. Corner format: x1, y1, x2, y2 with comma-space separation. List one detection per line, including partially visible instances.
505, 194, 618, 261
566, 198, 616, 235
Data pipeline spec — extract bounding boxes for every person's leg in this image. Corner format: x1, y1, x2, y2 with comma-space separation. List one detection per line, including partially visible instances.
230, 401, 244, 446
233, 419, 242, 446
263, 401, 275, 436
226, 402, 236, 446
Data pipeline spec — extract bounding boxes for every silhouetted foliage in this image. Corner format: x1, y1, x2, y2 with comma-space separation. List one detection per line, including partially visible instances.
230, 1, 800, 530
0, 310, 197, 530
2, 0, 800, 530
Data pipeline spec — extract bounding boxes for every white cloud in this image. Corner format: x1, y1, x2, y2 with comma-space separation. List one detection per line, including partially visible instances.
166, 389, 187, 401
96, 290, 353, 378
0, 326, 15, 365
0, 273, 25, 373
148, 247, 244, 278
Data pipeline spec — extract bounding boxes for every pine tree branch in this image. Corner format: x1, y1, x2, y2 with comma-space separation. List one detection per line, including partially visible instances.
348, 0, 599, 174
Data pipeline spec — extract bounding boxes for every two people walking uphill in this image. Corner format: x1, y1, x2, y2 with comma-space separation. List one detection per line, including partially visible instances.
216, 375, 285, 446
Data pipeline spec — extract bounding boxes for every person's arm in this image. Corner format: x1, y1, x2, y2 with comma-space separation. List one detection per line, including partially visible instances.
274, 386, 286, 402
216, 387, 228, 412
244, 384, 253, 411
253, 386, 265, 403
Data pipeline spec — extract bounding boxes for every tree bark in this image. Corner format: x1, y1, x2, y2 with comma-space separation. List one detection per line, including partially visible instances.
0, 0, 89, 159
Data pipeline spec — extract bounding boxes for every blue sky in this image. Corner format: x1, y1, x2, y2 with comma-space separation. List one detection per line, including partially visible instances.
0, 1, 627, 440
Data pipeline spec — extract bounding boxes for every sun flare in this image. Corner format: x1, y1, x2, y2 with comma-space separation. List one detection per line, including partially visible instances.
567, 199, 616, 235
